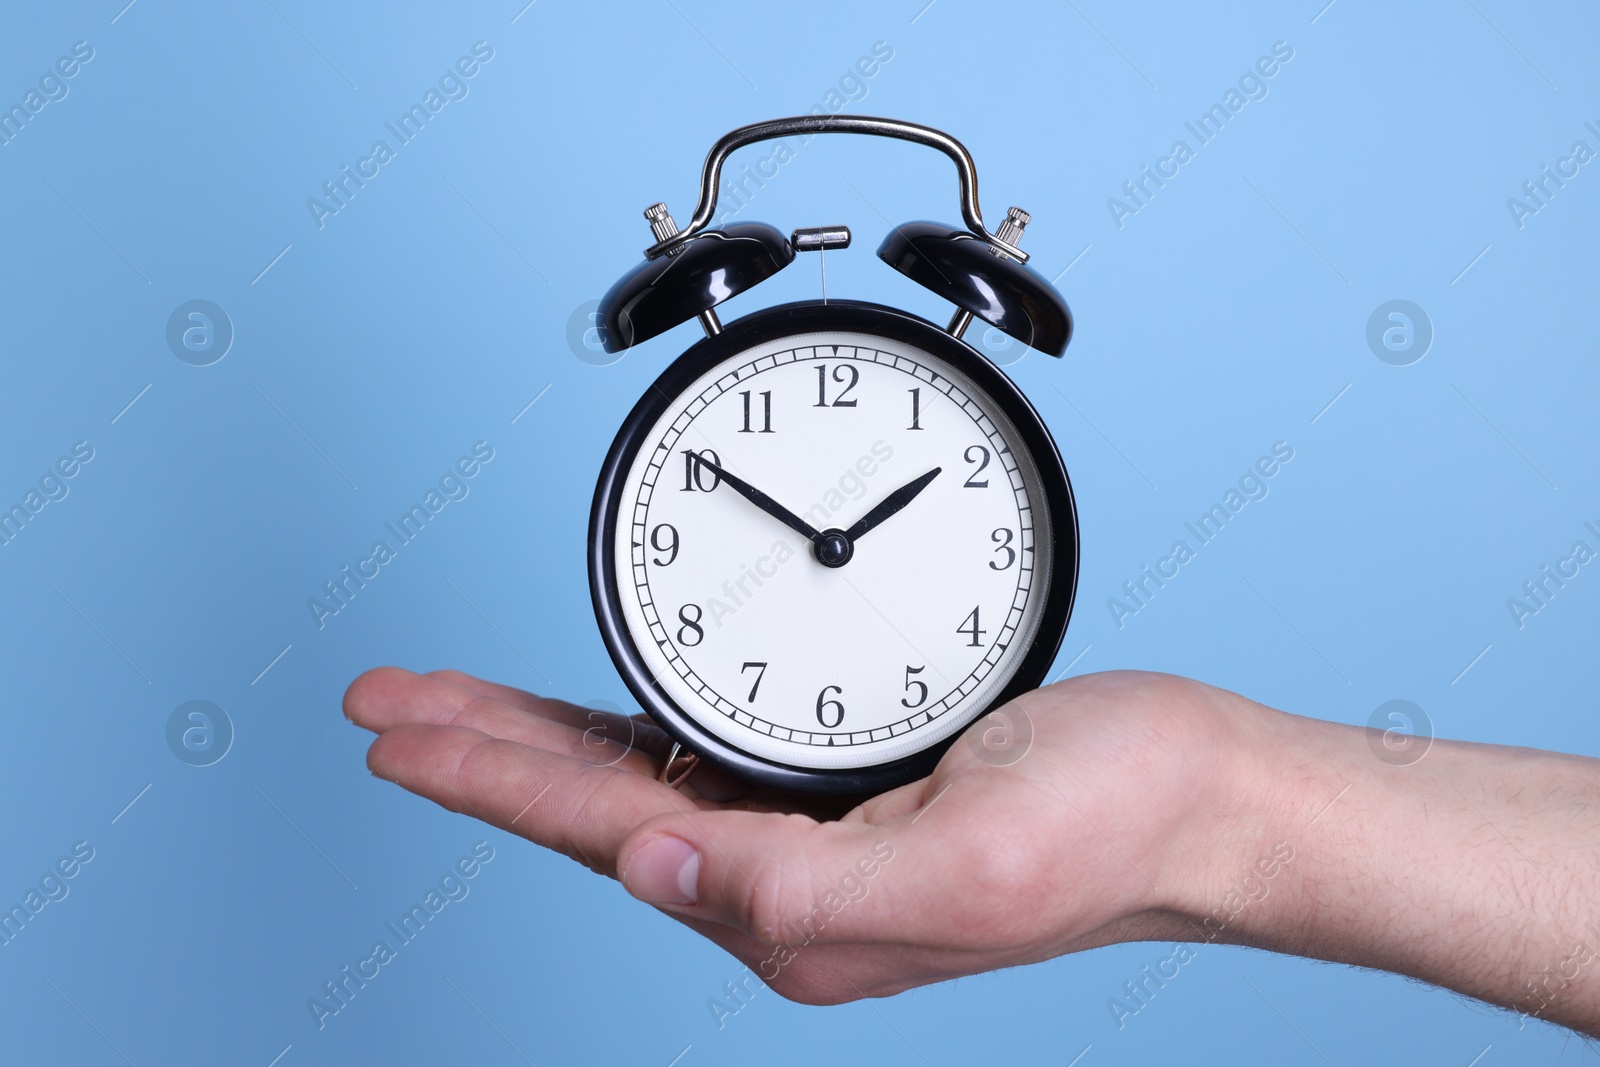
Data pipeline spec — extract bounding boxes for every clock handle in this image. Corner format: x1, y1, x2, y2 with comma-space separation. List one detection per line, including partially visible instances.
641, 115, 1026, 264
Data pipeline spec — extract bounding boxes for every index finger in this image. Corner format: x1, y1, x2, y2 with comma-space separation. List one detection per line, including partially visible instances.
367, 721, 700, 877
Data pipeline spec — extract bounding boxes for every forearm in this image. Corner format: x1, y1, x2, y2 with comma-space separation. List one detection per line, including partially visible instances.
1178, 691, 1600, 1035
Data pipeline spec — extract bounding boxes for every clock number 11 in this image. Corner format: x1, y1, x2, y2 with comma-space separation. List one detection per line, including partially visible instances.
738, 390, 773, 433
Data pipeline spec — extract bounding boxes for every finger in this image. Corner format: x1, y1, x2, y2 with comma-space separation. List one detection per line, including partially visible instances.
347, 667, 668, 776
615, 806, 910, 946
367, 722, 696, 877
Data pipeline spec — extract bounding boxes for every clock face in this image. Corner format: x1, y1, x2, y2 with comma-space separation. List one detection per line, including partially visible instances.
593, 303, 1076, 790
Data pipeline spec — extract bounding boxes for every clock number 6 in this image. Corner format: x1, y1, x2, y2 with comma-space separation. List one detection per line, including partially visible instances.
901, 665, 928, 709
815, 685, 845, 728
741, 661, 768, 702
681, 449, 721, 492
963, 445, 991, 488
677, 604, 704, 647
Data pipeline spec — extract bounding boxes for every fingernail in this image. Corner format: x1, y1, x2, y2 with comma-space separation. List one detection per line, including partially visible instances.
622, 834, 699, 905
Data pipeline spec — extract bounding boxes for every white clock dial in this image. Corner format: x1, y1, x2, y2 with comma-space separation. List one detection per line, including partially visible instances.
612, 329, 1054, 770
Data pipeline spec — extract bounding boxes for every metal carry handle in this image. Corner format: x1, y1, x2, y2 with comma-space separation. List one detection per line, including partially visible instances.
643, 115, 1028, 263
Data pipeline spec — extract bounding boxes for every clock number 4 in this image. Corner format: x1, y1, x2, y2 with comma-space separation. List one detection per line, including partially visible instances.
738, 390, 773, 434
814, 364, 859, 408
681, 449, 721, 492
815, 685, 845, 728
957, 606, 987, 647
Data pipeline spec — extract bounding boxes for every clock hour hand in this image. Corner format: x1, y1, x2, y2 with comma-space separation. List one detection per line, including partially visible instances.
688, 454, 822, 543
844, 467, 942, 543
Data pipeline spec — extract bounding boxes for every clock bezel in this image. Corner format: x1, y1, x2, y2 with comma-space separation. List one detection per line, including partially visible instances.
589, 300, 1079, 796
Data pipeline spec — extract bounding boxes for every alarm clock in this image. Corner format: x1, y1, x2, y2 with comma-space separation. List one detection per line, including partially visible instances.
588, 116, 1078, 795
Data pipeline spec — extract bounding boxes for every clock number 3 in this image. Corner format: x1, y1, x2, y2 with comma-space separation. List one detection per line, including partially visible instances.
815, 685, 845, 728
989, 527, 1015, 570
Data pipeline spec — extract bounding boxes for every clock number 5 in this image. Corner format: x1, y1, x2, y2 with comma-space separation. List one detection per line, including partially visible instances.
900, 665, 928, 709
815, 685, 845, 728
814, 364, 859, 408
741, 661, 768, 702
681, 448, 721, 492
963, 445, 991, 488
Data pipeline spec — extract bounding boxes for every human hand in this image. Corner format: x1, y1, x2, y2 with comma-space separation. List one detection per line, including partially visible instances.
343, 667, 1243, 1005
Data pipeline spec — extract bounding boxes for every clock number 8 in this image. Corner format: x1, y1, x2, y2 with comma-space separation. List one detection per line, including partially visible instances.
815, 685, 845, 728
677, 603, 704, 647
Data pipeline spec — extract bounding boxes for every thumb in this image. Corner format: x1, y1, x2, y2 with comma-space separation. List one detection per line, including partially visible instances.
616, 809, 903, 946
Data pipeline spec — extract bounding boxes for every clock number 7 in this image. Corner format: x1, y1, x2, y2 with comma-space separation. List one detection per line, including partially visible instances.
740, 661, 768, 703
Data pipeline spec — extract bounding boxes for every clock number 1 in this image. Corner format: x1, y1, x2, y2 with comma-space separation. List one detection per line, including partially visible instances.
681, 448, 721, 492
738, 390, 773, 433
907, 388, 922, 430
815, 685, 845, 728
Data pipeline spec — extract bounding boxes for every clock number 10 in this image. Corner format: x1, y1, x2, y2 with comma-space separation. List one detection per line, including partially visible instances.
681, 449, 721, 492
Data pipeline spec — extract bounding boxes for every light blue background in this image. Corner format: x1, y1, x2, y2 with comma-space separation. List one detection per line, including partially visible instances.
2, 0, 1596, 1063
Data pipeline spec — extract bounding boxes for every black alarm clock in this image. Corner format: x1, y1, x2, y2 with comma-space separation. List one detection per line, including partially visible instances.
588, 116, 1078, 795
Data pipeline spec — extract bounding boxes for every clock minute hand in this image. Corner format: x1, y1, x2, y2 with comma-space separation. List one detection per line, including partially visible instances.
689, 454, 822, 543
844, 467, 942, 543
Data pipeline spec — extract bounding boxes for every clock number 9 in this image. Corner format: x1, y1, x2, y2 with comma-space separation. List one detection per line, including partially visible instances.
900, 665, 928, 709
677, 604, 704, 647
815, 685, 845, 728
681, 449, 721, 492
963, 445, 991, 488
989, 527, 1015, 570
650, 523, 679, 566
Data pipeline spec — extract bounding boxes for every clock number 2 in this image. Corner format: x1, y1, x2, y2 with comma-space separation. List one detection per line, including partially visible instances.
814, 364, 859, 408
815, 685, 845, 728
901, 665, 928, 708
963, 445, 991, 487
681, 449, 721, 492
